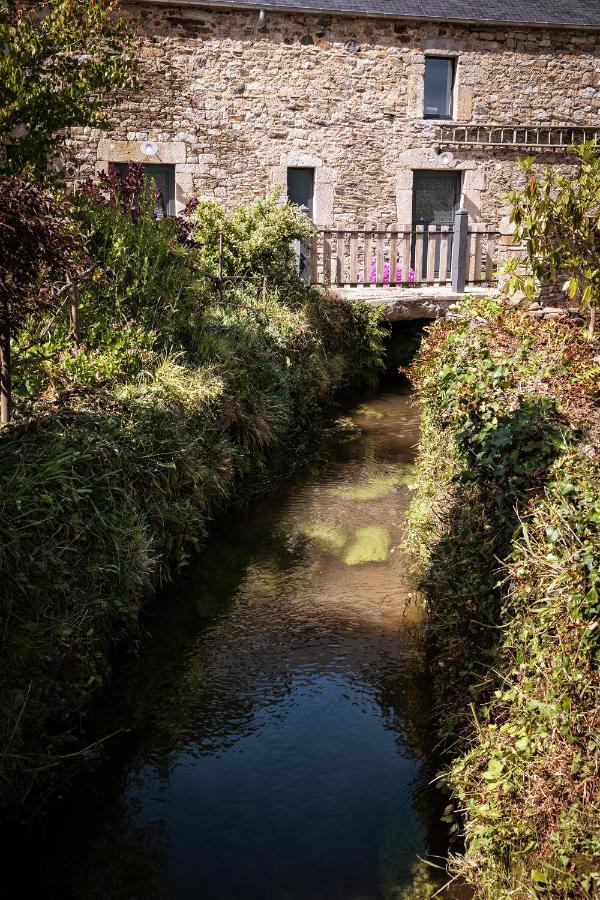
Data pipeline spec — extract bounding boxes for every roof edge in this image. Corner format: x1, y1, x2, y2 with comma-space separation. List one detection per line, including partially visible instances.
128, 0, 600, 31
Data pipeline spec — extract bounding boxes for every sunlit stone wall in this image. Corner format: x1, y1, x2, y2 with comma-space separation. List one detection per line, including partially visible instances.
68, 2, 600, 230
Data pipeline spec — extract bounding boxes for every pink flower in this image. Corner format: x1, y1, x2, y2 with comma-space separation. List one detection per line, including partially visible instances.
357, 260, 416, 284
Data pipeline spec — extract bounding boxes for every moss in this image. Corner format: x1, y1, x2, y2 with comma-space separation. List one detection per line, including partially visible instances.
344, 526, 391, 565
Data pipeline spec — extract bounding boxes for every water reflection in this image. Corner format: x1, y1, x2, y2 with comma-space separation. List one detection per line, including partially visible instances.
20, 382, 455, 899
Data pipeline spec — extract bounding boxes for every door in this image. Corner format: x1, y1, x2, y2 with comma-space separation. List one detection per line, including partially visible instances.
287, 168, 314, 280
413, 171, 460, 279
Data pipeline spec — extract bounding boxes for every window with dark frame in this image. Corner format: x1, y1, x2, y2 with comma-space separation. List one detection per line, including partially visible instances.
112, 163, 176, 218
423, 57, 456, 120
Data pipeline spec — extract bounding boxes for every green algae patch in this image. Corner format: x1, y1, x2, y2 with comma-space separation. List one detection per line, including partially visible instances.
328, 466, 416, 501
344, 527, 391, 565
299, 522, 347, 552
328, 476, 400, 501
354, 404, 385, 419
392, 462, 417, 490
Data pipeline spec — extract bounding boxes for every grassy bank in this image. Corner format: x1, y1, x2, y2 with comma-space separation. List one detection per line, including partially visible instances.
407, 299, 599, 897
0, 187, 384, 818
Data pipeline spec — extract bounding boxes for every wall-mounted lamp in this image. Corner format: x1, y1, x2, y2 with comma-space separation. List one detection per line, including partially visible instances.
438, 151, 454, 166
140, 139, 158, 157
257, 8, 267, 32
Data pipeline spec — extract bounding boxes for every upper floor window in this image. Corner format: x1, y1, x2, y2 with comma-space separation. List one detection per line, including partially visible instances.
112, 162, 176, 218
424, 57, 455, 119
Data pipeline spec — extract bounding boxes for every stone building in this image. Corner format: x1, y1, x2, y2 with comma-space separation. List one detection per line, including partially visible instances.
69, 0, 600, 271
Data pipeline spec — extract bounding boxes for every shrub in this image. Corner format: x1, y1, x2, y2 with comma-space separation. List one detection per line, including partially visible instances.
407, 298, 600, 897
0, 190, 384, 817
0, 177, 83, 421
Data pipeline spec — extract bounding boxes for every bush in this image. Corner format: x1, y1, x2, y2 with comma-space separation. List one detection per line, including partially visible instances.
0, 190, 384, 817
407, 298, 600, 897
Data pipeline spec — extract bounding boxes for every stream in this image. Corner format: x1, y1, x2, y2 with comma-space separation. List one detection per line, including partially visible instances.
17, 379, 459, 899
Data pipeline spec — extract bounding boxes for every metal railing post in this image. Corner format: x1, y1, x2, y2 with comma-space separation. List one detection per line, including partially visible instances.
451, 208, 469, 293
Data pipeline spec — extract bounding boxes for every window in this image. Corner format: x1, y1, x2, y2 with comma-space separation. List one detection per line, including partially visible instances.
424, 57, 455, 119
412, 171, 460, 225
112, 163, 176, 217
287, 167, 314, 219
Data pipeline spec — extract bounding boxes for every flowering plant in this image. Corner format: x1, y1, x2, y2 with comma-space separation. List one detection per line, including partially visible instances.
358, 260, 415, 284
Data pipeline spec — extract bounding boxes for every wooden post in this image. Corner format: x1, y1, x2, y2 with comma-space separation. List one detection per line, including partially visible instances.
439, 226, 451, 286
308, 236, 318, 285
349, 230, 358, 285
218, 232, 224, 303
414, 226, 424, 284
389, 228, 398, 286
426, 226, 436, 284
336, 230, 345, 286
70, 285, 79, 346
322, 231, 331, 285
451, 208, 469, 293
376, 227, 385, 285
0, 308, 11, 425
402, 225, 411, 284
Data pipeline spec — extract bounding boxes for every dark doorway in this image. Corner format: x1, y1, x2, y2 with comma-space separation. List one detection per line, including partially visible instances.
287, 168, 314, 281
112, 163, 176, 218
412, 170, 460, 278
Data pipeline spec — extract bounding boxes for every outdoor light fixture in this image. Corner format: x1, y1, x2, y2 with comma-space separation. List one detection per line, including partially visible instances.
439, 151, 454, 166
140, 139, 158, 157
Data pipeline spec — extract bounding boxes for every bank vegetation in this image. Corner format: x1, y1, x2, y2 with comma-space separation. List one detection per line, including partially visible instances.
0, 168, 384, 818
408, 298, 599, 897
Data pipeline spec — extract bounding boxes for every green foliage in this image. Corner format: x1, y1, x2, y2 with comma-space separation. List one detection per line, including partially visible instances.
76, 188, 203, 342
0, 176, 83, 421
407, 298, 600, 897
191, 193, 316, 294
503, 142, 600, 335
0, 0, 136, 180
0, 189, 385, 817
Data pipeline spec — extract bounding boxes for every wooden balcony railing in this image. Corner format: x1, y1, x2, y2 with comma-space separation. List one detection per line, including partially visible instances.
306, 222, 501, 289
438, 123, 600, 150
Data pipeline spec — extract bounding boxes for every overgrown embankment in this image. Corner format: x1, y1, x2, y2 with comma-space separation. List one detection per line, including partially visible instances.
408, 299, 599, 898
0, 183, 384, 818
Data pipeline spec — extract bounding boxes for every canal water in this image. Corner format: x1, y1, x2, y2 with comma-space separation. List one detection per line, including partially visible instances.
20, 380, 456, 899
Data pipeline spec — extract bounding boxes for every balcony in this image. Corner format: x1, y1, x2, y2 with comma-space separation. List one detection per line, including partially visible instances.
437, 123, 600, 151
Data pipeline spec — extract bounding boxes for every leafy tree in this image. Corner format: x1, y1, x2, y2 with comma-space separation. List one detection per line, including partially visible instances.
504, 142, 600, 336
0, 177, 82, 422
0, 0, 136, 180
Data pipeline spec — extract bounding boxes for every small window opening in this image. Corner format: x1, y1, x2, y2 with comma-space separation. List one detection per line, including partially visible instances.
424, 57, 455, 120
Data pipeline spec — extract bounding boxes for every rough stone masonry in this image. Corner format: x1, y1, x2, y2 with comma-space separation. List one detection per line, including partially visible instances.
68, 1, 600, 233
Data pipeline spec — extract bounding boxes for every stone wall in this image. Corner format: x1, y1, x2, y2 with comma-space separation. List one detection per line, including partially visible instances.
67, 2, 600, 230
